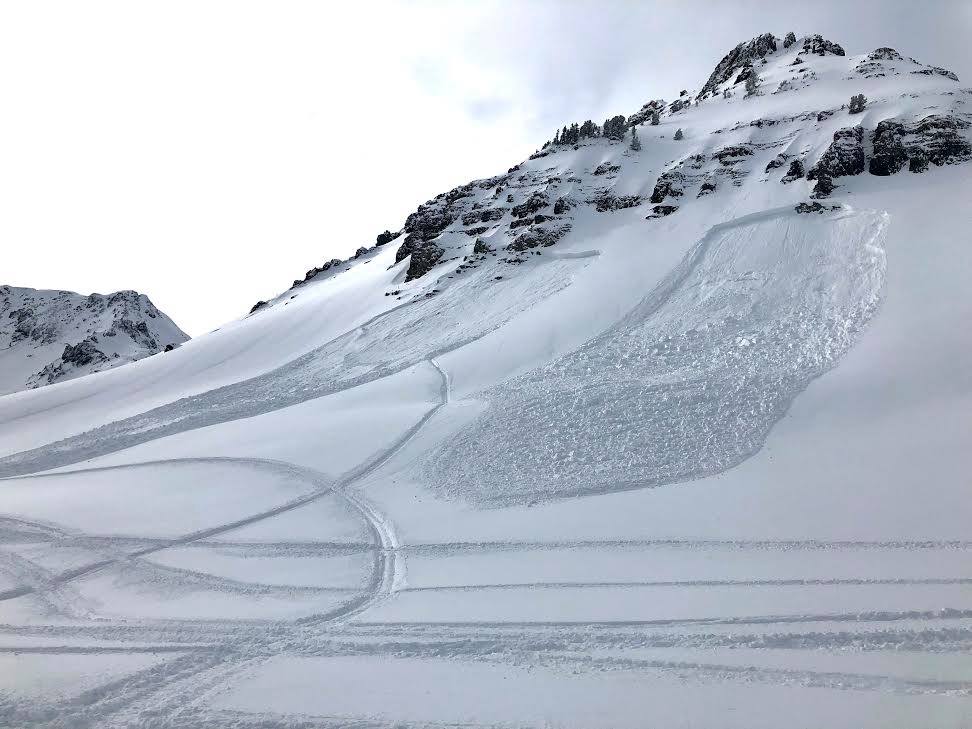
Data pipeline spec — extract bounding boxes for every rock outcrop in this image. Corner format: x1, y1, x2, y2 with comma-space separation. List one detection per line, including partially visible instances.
800, 34, 845, 57
781, 159, 806, 183
869, 120, 909, 175
697, 33, 778, 100
396, 235, 445, 282
870, 114, 971, 176
807, 127, 865, 195
591, 193, 642, 212
650, 171, 686, 203
507, 224, 572, 252
511, 191, 550, 218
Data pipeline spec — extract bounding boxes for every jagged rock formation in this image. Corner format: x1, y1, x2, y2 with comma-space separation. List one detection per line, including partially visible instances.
765, 153, 789, 172
807, 127, 865, 196
909, 115, 972, 165
781, 159, 806, 183
626, 99, 666, 127
398, 237, 445, 281
511, 191, 550, 218
507, 224, 572, 252
591, 193, 642, 212
250, 30, 972, 316
592, 163, 621, 177
650, 171, 685, 203
869, 114, 971, 177
697, 32, 778, 100
800, 33, 845, 57
0, 286, 188, 394
870, 120, 910, 175
375, 230, 399, 247
647, 204, 679, 218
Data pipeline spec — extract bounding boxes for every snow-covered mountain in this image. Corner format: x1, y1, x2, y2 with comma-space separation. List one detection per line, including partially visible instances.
2, 33, 972, 728
0, 285, 188, 395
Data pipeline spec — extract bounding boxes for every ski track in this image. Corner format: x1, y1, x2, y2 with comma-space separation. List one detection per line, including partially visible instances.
0, 355, 455, 612
0, 358, 453, 726
4, 360, 971, 727
1, 211, 970, 724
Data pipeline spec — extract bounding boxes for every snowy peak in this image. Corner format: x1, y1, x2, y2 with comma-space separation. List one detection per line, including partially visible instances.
854, 46, 960, 81
697, 31, 784, 100
247, 32, 967, 313
0, 285, 188, 394
695, 32, 961, 104
694, 31, 847, 102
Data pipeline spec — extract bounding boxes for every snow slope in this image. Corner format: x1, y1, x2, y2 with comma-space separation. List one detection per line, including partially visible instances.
1, 32, 972, 728
0, 285, 188, 395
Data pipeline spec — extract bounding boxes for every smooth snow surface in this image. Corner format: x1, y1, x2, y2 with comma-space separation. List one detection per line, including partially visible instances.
2, 33, 972, 728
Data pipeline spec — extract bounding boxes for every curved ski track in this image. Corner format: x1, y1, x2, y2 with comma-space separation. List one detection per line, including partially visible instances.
3, 210, 972, 726
0, 358, 455, 726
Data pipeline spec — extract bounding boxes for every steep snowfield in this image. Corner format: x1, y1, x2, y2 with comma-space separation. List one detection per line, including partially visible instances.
0, 286, 187, 395
2, 33, 972, 728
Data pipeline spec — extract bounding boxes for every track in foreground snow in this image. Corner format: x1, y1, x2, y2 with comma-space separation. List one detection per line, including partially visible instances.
3, 345, 972, 727
0, 360, 458, 726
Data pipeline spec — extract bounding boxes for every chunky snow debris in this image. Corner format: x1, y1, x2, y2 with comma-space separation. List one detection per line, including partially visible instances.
429, 207, 887, 503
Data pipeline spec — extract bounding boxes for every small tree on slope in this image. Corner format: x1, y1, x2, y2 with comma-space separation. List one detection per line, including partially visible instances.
849, 94, 867, 114
630, 126, 642, 151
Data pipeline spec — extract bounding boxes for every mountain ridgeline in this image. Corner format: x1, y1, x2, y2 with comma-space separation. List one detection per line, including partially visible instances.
255, 31, 969, 307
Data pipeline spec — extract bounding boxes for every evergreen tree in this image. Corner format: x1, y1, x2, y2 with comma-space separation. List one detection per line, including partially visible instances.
674, 128, 683, 140
783, 31, 797, 48
849, 93, 867, 114
630, 126, 642, 151
603, 115, 627, 141
650, 109, 660, 126
553, 128, 560, 145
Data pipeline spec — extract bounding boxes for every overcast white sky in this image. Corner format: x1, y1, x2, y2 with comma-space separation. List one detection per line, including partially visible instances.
3, 1, 970, 335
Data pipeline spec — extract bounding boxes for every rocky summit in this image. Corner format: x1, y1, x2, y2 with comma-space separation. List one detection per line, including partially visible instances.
0, 285, 188, 394
257, 32, 968, 307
